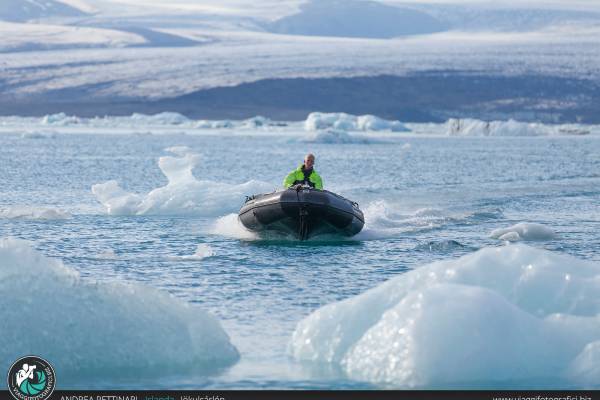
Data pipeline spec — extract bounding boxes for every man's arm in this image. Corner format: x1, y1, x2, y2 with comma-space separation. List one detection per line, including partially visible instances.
314, 174, 323, 190
283, 171, 297, 188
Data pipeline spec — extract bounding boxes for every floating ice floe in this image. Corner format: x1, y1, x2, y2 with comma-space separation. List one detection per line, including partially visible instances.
445, 118, 591, 136
302, 129, 379, 144
0, 206, 70, 220
414, 239, 468, 252
305, 112, 410, 132
196, 116, 281, 129
130, 112, 191, 125
242, 115, 271, 128
36, 112, 194, 129
41, 112, 81, 126
290, 244, 600, 387
0, 238, 239, 380
0, 113, 597, 136
195, 119, 234, 129
490, 222, 556, 241
6, 113, 284, 132
20, 130, 57, 139
92, 147, 273, 216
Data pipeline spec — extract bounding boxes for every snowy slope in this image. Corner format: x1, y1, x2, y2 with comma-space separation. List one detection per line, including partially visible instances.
265, 0, 448, 38
399, 3, 600, 32
3, 25, 600, 100
0, 21, 146, 52
264, 0, 600, 37
1, 0, 600, 120
0, 0, 87, 21
55, 0, 98, 14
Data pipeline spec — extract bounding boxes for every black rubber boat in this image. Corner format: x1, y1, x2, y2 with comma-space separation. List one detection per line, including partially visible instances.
238, 186, 364, 240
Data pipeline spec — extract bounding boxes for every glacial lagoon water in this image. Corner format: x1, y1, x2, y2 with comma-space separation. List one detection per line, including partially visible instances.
1, 129, 599, 389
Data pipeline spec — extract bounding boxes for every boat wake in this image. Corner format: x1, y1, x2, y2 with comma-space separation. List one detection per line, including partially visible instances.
211, 200, 503, 243
354, 201, 502, 241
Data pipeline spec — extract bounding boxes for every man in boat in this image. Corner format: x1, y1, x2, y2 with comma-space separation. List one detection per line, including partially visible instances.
283, 153, 323, 190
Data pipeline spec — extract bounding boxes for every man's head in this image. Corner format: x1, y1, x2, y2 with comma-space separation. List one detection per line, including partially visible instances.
304, 153, 315, 169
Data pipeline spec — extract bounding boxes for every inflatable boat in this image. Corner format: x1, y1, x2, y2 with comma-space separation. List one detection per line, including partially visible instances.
238, 186, 364, 240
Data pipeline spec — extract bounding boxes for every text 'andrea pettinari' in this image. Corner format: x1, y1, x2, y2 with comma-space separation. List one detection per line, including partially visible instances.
60, 396, 138, 400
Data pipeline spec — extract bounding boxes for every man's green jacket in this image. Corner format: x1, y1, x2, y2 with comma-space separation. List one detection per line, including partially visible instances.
283, 165, 323, 190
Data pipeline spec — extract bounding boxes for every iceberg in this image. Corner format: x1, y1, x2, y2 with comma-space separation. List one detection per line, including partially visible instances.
92, 147, 273, 216
0, 113, 597, 137
129, 112, 190, 125
0, 238, 239, 381
41, 113, 81, 126
305, 112, 409, 132
490, 222, 556, 241
242, 115, 271, 128
290, 244, 600, 387
195, 119, 234, 129
446, 118, 546, 136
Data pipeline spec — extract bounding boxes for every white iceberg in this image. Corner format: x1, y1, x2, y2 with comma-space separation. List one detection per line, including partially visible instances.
446, 118, 546, 136
290, 244, 600, 387
0, 238, 239, 380
490, 222, 556, 241
41, 112, 81, 126
130, 112, 190, 125
305, 112, 409, 132
92, 147, 273, 216
195, 119, 234, 129
241, 115, 271, 128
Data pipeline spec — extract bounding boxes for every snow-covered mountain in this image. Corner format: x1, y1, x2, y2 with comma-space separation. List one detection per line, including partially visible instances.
264, 0, 600, 38
0, 0, 87, 21
1, 0, 600, 122
265, 0, 448, 38
406, 3, 600, 32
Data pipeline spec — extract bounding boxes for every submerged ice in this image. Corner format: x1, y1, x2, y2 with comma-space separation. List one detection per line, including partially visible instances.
0, 206, 70, 220
490, 222, 557, 242
0, 238, 239, 380
290, 244, 600, 387
92, 147, 273, 216
167, 243, 215, 261
301, 129, 381, 144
